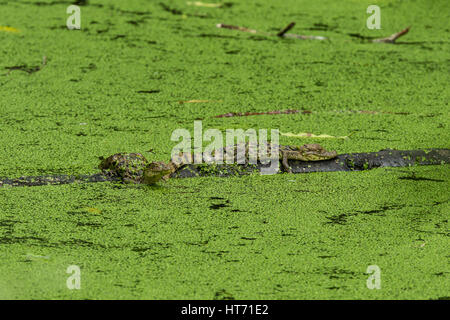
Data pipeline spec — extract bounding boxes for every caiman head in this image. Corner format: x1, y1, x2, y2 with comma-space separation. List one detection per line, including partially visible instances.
297, 144, 338, 161
143, 161, 175, 184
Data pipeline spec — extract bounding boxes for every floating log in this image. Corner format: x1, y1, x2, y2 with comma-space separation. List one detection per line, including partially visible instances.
1, 148, 448, 187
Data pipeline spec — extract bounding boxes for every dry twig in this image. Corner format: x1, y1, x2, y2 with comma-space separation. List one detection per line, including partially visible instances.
372, 26, 411, 43
216, 22, 328, 41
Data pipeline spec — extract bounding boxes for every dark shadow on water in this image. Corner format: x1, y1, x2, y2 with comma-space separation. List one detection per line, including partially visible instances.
210, 203, 229, 210
399, 176, 444, 182
213, 289, 235, 300
76, 222, 104, 228
347, 33, 375, 41
325, 204, 404, 225
197, 34, 245, 40
141, 183, 170, 193
137, 90, 160, 94
4, 65, 42, 74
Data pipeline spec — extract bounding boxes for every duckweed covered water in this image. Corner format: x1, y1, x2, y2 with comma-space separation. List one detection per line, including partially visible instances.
0, 0, 449, 299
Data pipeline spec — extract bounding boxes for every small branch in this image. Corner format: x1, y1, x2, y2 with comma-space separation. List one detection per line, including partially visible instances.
283, 33, 328, 41
277, 22, 296, 37
216, 22, 327, 40
213, 109, 413, 119
216, 23, 261, 35
372, 26, 411, 43
214, 109, 307, 118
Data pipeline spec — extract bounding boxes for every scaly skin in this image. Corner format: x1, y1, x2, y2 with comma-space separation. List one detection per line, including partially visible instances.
278, 143, 338, 172
143, 161, 175, 184
100, 144, 337, 185
99, 153, 148, 183
169, 142, 338, 174
99, 153, 173, 185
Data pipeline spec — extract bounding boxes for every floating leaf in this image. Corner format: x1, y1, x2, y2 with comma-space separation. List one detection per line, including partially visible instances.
179, 99, 222, 104
280, 131, 353, 140
0, 26, 20, 33
187, 1, 223, 8
85, 207, 102, 214
214, 109, 410, 118
353, 110, 410, 115
24, 253, 50, 261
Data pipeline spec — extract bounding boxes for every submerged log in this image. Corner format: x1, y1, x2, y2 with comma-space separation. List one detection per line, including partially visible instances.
173, 148, 450, 178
